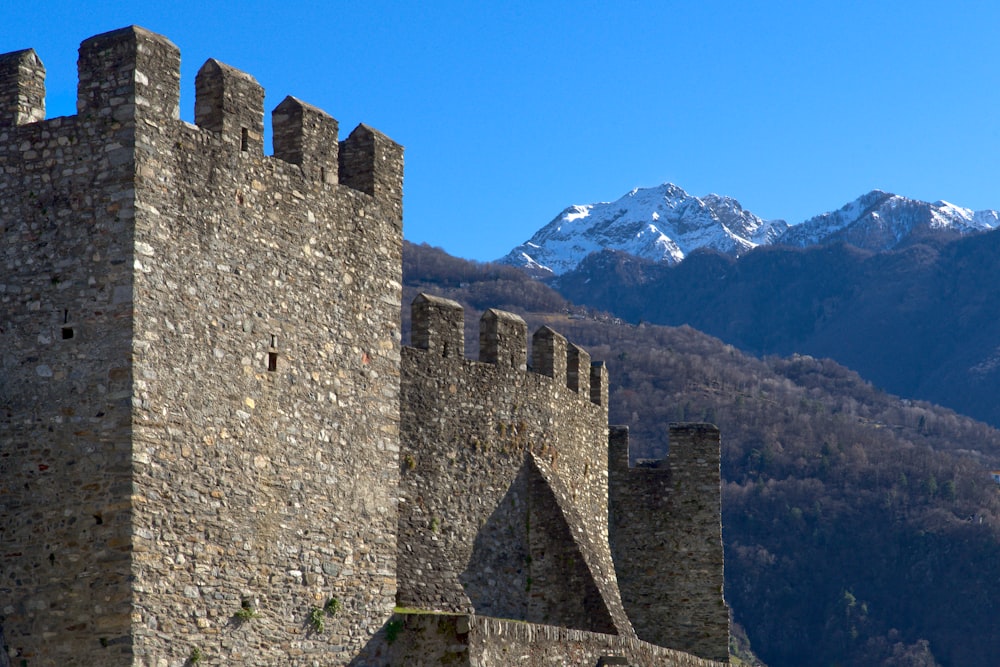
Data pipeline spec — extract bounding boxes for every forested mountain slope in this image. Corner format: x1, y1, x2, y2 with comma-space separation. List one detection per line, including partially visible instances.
555, 229, 1000, 429
404, 240, 1000, 667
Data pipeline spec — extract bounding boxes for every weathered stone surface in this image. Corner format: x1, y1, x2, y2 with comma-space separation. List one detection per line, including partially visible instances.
386, 612, 727, 667
2, 25, 401, 667
0, 48, 45, 126
400, 299, 620, 629
1, 25, 729, 667
610, 424, 731, 662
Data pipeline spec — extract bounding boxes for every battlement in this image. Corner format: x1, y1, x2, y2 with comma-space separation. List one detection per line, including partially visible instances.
608, 424, 729, 662
400, 292, 630, 640
409, 292, 606, 404
3, 24, 728, 667
0, 25, 402, 208
194, 57, 264, 151
0, 48, 45, 126
609, 422, 722, 477
77, 26, 181, 121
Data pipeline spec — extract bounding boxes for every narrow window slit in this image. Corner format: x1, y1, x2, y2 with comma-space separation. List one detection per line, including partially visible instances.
268, 334, 278, 372
240, 128, 249, 152
62, 309, 74, 339
320, 166, 326, 183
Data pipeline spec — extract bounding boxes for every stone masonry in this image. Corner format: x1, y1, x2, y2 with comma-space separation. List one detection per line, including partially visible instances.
1, 26, 728, 667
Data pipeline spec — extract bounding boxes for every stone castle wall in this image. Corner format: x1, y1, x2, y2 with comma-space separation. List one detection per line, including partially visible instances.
399, 295, 631, 636
609, 425, 731, 662
1, 32, 151, 666
1, 27, 403, 666
1, 25, 729, 667
128, 34, 404, 667
386, 612, 727, 667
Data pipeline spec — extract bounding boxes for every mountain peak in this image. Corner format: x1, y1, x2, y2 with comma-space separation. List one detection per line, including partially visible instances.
498, 183, 777, 276
498, 184, 1000, 275
778, 190, 1000, 251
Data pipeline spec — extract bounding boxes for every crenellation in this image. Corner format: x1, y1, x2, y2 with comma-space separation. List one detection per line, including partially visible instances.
590, 360, 608, 406
532, 325, 567, 384
77, 26, 180, 122
411, 292, 464, 358
567, 342, 591, 397
272, 95, 338, 183
2, 25, 730, 667
338, 122, 404, 221
194, 58, 264, 153
0, 48, 45, 127
479, 307, 528, 369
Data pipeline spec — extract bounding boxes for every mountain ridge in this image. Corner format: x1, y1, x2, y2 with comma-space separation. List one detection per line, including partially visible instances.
554, 227, 1000, 429
499, 183, 1000, 275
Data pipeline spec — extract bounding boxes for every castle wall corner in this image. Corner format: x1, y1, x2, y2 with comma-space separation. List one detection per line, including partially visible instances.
608, 422, 730, 663
77, 25, 180, 122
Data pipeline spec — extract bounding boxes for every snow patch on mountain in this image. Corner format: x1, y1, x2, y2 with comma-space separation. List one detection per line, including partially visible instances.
500, 184, 1000, 276
777, 190, 1000, 251
498, 183, 784, 276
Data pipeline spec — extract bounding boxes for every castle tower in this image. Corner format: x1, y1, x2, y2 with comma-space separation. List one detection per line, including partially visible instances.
0, 26, 403, 666
608, 424, 731, 662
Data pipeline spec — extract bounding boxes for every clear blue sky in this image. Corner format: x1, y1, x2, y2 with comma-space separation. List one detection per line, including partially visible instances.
4, 2, 999, 261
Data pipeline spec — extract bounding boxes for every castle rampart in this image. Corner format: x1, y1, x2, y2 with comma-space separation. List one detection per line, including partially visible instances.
399, 295, 628, 634
609, 424, 730, 662
385, 612, 728, 667
2, 25, 728, 667
0, 49, 45, 126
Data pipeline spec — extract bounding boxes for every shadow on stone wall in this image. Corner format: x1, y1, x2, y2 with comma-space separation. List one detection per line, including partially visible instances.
459, 456, 616, 634
0, 621, 10, 667
459, 463, 532, 619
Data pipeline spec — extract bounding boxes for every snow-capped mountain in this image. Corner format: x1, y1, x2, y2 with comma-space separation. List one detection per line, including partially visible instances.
500, 184, 1000, 275
776, 190, 1000, 251
499, 183, 788, 276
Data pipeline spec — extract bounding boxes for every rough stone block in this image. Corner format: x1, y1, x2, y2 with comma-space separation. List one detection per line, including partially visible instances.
411, 292, 464, 358
479, 308, 527, 369
0, 48, 45, 126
